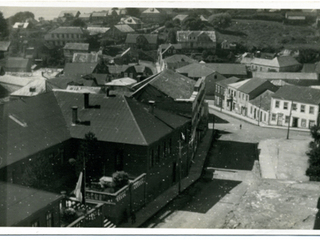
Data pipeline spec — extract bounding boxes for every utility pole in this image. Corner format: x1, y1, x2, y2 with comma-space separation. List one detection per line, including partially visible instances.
287, 100, 293, 140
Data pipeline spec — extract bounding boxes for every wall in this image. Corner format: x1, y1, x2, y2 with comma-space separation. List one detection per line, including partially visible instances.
247, 102, 270, 125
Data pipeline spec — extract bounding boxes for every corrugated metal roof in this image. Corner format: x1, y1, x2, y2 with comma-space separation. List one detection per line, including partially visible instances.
49, 27, 83, 34
63, 43, 89, 51
0, 182, 62, 226
272, 85, 320, 105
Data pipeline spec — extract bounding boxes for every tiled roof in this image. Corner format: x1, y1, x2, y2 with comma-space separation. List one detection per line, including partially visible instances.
272, 85, 320, 105
249, 90, 275, 111
86, 27, 110, 35
49, 27, 83, 34
0, 182, 62, 226
177, 31, 216, 43
5, 58, 31, 71
250, 56, 301, 68
125, 34, 158, 44
133, 69, 196, 99
0, 41, 11, 52
64, 63, 98, 77
252, 72, 318, 80
237, 78, 276, 94
114, 25, 135, 33
176, 62, 216, 78
63, 43, 89, 51
204, 63, 247, 76
216, 76, 241, 88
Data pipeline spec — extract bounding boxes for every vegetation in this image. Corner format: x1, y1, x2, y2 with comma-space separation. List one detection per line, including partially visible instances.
306, 125, 320, 181
208, 13, 232, 28
112, 171, 129, 190
7, 11, 35, 26
0, 12, 8, 38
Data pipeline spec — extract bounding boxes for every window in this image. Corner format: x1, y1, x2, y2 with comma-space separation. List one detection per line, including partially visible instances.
310, 120, 316, 128
275, 101, 280, 108
272, 114, 276, 121
250, 106, 253, 114
46, 211, 53, 227
283, 102, 288, 110
264, 113, 266, 122
163, 142, 167, 158
292, 103, 297, 111
301, 119, 307, 128
168, 139, 172, 155
310, 106, 315, 114
301, 105, 305, 113
246, 95, 248, 101
285, 116, 289, 124
31, 219, 40, 227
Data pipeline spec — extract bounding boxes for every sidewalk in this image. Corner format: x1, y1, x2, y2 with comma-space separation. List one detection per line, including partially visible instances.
118, 128, 214, 228
208, 103, 309, 133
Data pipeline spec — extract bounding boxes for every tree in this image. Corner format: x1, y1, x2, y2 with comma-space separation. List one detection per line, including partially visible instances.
8, 11, 34, 25
0, 12, 8, 37
306, 125, 320, 181
72, 18, 86, 28
126, 8, 140, 17
112, 171, 129, 190
165, 20, 174, 29
167, 29, 177, 44
182, 17, 207, 31
208, 13, 232, 28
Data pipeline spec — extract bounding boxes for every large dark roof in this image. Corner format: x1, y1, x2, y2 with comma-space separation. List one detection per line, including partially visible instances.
237, 78, 270, 94
204, 63, 247, 76
5, 57, 31, 70
216, 77, 241, 88
125, 34, 158, 44
64, 63, 98, 77
0, 182, 62, 226
133, 69, 196, 99
176, 62, 216, 78
272, 85, 320, 105
249, 90, 275, 111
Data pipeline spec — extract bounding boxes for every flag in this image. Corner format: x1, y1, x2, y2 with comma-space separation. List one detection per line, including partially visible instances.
74, 171, 83, 203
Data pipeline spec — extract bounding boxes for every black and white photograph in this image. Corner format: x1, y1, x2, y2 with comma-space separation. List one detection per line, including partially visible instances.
1, 2, 320, 238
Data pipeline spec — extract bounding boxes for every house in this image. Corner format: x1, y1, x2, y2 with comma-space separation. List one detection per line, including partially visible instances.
249, 56, 301, 72
79, 13, 92, 22
125, 34, 158, 50
119, 16, 143, 30
63, 43, 89, 62
63, 62, 99, 78
0, 182, 62, 227
270, 85, 320, 128
107, 64, 153, 81
0, 91, 192, 224
0, 41, 11, 59
176, 31, 216, 51
204, 63, 248, 78
10, 78, 55, 98
247, 90, 275, 125
175, 62, 226, 97
91, 12, 108, 23
172, 14, 189, 23
5, 57, 32, 73
72, 52, 99, 63
227, 77, 278, 116
158, 43, 183, 62
44, 27, 87, 47
160, 54, 197, 71
214, 77, 242, 109
58, 10, 80, 20
102, 25, 135, 42
132, 69, 209, 159
140, 8, 167, 24
252, 71, 319, 86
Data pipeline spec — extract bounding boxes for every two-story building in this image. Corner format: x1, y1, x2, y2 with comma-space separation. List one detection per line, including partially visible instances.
176, 31, 216, 52
214, 77, 242, 109
44, 27, 87, 48
249, 56, 301, 72
63, 43, 89, 63
270, 85, 320, 128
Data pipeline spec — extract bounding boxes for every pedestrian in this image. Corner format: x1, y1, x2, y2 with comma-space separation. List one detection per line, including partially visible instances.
131, 211, 136, 224
240, 124, 242, 129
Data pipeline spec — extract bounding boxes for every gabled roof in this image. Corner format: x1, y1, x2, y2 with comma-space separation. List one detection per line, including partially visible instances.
250, 56, 301, 68
72, 53, 99, 63
86, 27, 110, 35
106, 77, 137, 86
216, 76, 241, 88
133, 69, 196, 99
79, 13, 92, 19
204, 63, 247, 76
49, 27, 83, 34
141, 8, 166, 14
107, 64, 129, 74
173, 14, 189, 22
64, 62, 98, 77
237, 78, 271, 94
249, 90, 275, 111
176, 62, 216, 78
63, 43, 89, 51
0, 41, 11, 51
5, 57, 31, 70
10, 79, 53, 97
0, 182, 62, 226
177, 31, 216, 43
252, 71, 318, 80
272, 85, 320, 105
114, 25, 135, 33
163, 54, 197, 64
125, 34, 158, 44
228, 78, 251, 89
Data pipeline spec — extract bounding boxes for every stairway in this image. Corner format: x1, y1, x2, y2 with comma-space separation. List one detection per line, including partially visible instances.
104, 218, 116, 228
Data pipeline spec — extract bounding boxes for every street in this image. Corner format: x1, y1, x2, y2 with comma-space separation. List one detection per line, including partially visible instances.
142, 108, 311, 228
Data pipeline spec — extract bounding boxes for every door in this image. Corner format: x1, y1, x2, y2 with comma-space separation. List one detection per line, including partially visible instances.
277, 113, 283, 126
292, 117, 299, 128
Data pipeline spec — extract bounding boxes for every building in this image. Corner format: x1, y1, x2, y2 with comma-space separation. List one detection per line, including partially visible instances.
176, 31, 216, 51
249, 56, 301, 72
86, 27, 110, 36
5, 57, 32, 73
132, 69, 208, 159
0, 41, 11, 59
44, 27, 87, 47
63, 43, 89, 62
58, 10, 80, 20
140, 8, 167, 24
72, 52, 99, 63
63, 62, 99, 78
204, 63, 248, 78
270, 85, 320, 128
12, 22, 30, 29
247, 90, 275, 125
158, 43, 183, 62
125, 34, 158, 50
172, 14, 189, 23
119, 16, 143, 30
79, 12, 92, 22
227, 77, 278, 115
160, 54, 197, 71
102, 25, 135, 43
90, 12, 108, 22
214, 77, 242, 109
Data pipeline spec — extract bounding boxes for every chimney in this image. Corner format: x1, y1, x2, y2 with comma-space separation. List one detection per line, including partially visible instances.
148, 100, 155, 114
84, 93, 89, 109
72, 106, 78, 125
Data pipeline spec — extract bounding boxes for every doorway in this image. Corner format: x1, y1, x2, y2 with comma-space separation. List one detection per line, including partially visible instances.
292, 117, 299, 128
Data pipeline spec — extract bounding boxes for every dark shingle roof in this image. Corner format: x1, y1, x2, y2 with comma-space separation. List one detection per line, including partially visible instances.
237, 78, 270, 94
64, 63, 98, 77
272, 85, 320, 105
216, 76, 241, 88
0, 182, 62, 226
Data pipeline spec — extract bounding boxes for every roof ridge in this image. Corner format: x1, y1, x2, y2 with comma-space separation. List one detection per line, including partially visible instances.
123, 97, 148, 145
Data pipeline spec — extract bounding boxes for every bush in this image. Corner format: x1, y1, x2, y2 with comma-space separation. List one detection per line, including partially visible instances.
112, 171, 129, 190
